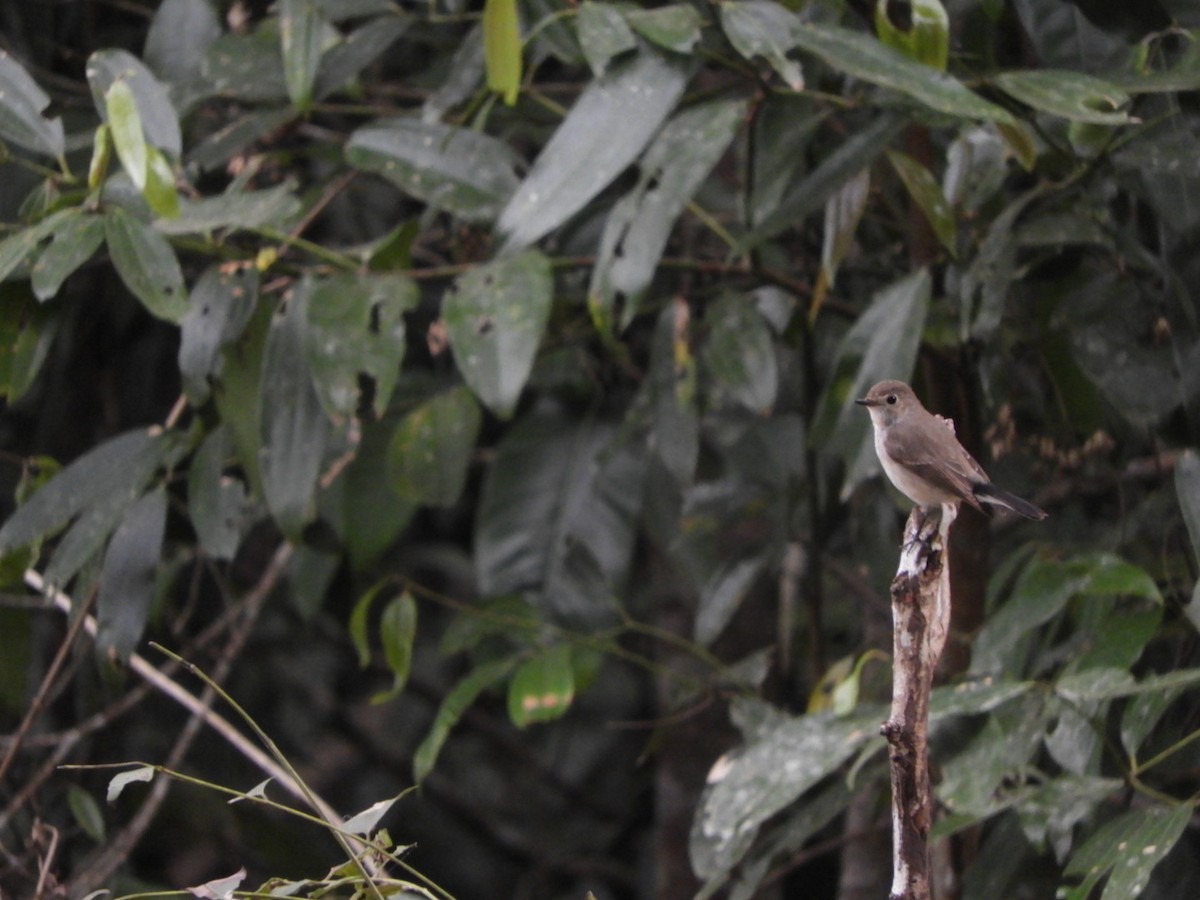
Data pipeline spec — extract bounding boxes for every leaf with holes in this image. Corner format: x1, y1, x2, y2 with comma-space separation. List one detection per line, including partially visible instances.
443, 250, 552, 418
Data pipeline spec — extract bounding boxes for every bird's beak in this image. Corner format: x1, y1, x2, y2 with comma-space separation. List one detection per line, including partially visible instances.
855, 397, 874, 407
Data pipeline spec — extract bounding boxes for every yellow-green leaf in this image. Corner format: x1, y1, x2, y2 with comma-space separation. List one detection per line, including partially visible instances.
508, 644, 575, 727
886, 148, 956, 256
144, 145, 180, 219
483, 0, 521, 105
105, 79, 147, 190
875, 0, 949, 71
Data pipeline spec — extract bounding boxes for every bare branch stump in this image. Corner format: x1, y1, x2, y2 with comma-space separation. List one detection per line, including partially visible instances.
883, 505, 954, 900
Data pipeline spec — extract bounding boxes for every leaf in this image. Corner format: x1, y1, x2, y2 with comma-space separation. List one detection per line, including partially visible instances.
589, 98, 747, 331
0, 287, 59, 402
690, 706, 880, 879
508, 644, 575, 727
304, 272, 417, 419
443, 249, 552, 418
375, 592, 417, 700
0, 208, 77, 286
790, 22, 1014, 123
701, 294, 778, 414
315, 14, 411, 100
187, 867, 246, 900
186, 108, 296, 173
483, 0, 522, 105
97, 487, 167, 666
260, 284, 331, 540
280, 0, 328, 111
809, 268, 931, 499
0, 429, 165, 555
143, 146, 181, 219
144, 0, 223, 88
874, 0, 949, 70
67, 785, 106, 843
86, 49, 181, 157
720, 0, 804, 89
0, 49, 64, 157
1013, 775, 1122, 863
156, 183, 302, 235
343, 412, 418, 570
475, 410, 645, 624
1177, 451, 1200, 632
345, 119, 522, 223
342, 795, 401, 836
187, 426, 246, 560
497, 48, 691, 250
386, 385, 482, 507
107, 765, 155, 804
993, 70, 1131, 125
104, 207, 188, 322
105, 79, 148, 190
886, 149, 956, 255
179, 264, 261, 404
202, 31, 289, 102
1062, 804, 1191, 900
413, 656, 517, 783
31, 212, 105, 302
349, 577, 390, 668
624, 5, 703, 55
577, 2, 637, 77
817, 167, 871, 297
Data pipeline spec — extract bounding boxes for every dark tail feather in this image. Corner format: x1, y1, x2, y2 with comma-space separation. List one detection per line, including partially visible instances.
973, 482, 1047, 520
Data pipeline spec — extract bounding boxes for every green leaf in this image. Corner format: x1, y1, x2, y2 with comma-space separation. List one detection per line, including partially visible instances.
497, 48, 691, 250
1177, 451, 1200, 632
280, 0, 328, 111
624, 4, 703, 55
886, 148, 956, 256
818, 168, 871, 291
314, 15, 411, 100
67, 784, 106, 843
483, 0, 522, 105
0, 208, 77, 286
413, 656, 517, 783
202, 31, 289, 102
810, 267, 931, 499
1062, 804, 1191, 900
589, 98, 747, 331
720, 0, 804, 89
343, 412, 418, 570
0, 49, 64, 157
30, 212, 105, 302
577, 2, 637, 77
260, 284, 331, 540
348, 577, 390, 668
993, 70, 1131, 125
105, 79, 148, 190
156, 183, 302, 235
144, 0, 223, 88
104, 207, 188, 322
305, 272, 417, 419
186, 108, 296, 173
701, 294, 778, 414
386, 385, 482, 507
179, 264, 261, 404
0, 429, 165, 556
443, 249, 552, 418
345, 119, 522, 223
96, 487, 167, 666
790, 22, 1014, 123
86, 49, 181, 157
508, 644, 575, 727
874, 0, 949, 71
187, 426, 246, 560
143, 146, 180, 219
375, 592, 417, 700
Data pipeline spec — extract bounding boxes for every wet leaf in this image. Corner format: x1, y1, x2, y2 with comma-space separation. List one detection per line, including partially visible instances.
443, 249, 552, 418
497, 48, 691, 249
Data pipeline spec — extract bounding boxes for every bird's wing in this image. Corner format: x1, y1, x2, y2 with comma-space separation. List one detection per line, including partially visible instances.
884, 414, 989, 509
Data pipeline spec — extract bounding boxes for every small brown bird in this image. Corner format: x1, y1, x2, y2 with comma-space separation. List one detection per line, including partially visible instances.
855, 380, 1047, 520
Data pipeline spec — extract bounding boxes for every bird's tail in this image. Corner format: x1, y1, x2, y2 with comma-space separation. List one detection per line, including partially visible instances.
973, 482, 1047, 520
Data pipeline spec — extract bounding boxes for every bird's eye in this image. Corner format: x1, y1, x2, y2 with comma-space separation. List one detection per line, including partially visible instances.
886, 394, 897, 405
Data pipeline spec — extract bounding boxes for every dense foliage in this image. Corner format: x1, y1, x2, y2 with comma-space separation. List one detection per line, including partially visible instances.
2, 0, 1200, 897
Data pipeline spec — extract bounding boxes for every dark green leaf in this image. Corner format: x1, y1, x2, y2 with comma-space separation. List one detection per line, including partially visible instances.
0, 286, 60, 401
280, 0, 329, 111
144, 0, 223, 88
260, 284, 331, 539
186, 108, 297, 172
886, 148, 956, 255
67, 784, 106, 843
1013, 775, 1121, 862
818, 168, 871, 290
0, 208, 77, 286
483, 0, 522, 105
187, 426, 246, 560
1062, 804, 1191, 900
701, 295, 778, 414
348, 577, 391, 668
342, 411, 417, 570
790, 22, 1014, 122
1177, 451, 1200, 632
346, 119, 521, 223
315, 15, 411, 99
156, 184, 302, 235
386, 385, 482, 507
179, 264, 261, 404
104, 207, 188, 322
31, 212, 105, 302
0, 49, 64, 157
497, 48, 691, 249
413, 656, 517, 783
577, 2, 637, 76
624, 5, 702, 55
720, 0, 804, 89
202, 32, 289, 102
305, 272, 417, 419
375, 592, 417, 700
508, 644, 575, 727
96, 487, 167, 665
86, 49, 181, 157
994, 70, 1131, 125
443, 249, 552, 418
590, 98, 747, 331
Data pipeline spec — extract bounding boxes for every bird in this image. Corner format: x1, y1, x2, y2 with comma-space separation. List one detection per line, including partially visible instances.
855, 380, 1047, 520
